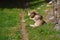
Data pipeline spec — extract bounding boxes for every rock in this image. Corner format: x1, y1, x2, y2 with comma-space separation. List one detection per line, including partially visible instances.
58, 19, 60, 24
54, 24, 60, 31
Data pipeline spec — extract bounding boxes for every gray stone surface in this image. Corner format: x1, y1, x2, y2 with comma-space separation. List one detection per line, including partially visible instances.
55, 24, 60, 31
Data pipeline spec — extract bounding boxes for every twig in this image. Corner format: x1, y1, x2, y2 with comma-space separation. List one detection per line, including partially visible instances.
20, 9, 28, 40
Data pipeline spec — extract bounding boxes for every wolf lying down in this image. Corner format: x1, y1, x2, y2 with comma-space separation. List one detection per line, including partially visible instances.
28, 10, 46, 27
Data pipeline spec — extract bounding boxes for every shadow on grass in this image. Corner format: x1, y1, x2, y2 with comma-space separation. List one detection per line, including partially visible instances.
28, 1, 46, 9
0, 0, 30, 9
0, 0, 46, 9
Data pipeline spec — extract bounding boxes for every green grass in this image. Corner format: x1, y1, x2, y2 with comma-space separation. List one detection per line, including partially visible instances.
0, 8, 21, 40
0, 0, 60, 40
